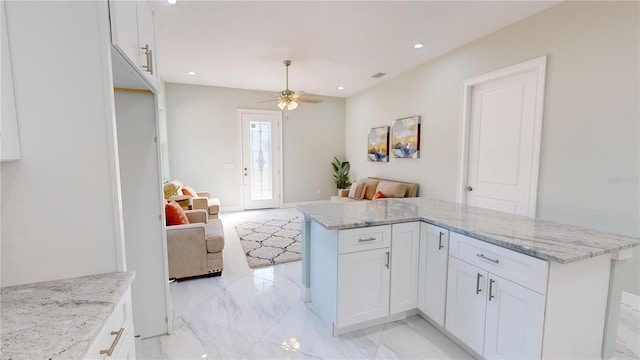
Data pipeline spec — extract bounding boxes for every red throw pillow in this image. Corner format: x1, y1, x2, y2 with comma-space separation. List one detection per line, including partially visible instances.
165, 201, 189, 226
372, 191, 386, 200
181, 185, 198, 197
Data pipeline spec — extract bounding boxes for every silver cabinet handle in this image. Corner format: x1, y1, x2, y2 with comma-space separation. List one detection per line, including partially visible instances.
489, 279, 496, 301
438, 232, 444, 250
476, 273, 482, 294
476, 253, 499, 264
100, 327, 124, 356
385, 251, 390, 269
358, 237, 376, 242
141, 44, 153, 74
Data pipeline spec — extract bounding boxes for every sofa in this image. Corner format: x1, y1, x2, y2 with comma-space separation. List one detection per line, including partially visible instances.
331, 177, 418, 203
166, 209, 224, 279
164, 180, 220, 218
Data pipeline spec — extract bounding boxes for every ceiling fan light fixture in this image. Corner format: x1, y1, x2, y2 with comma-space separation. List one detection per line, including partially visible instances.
277, 101, 287, 110
287, 100, 299, 111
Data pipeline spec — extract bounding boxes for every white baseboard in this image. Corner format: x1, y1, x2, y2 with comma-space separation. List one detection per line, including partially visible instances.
220, 206, 243, 213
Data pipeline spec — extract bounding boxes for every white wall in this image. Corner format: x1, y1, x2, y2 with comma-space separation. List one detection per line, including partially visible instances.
165, 83, 345, 208
1, 1, 122, 286
345, 2, 639, 355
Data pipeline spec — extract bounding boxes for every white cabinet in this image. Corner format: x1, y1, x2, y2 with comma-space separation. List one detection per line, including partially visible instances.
337, 247, 390, 327
445, 257, 488, 354
484, 274, 545, 359
109, 0, 157, 85
136, 0, 156, 81
1, 1, 21, 161
390, 222, 420, 314
108, 1, 138, 66
446, 232, 547, 359
335, 222, 420, 330
85, 288, 136, 359
417, 223, 449, 326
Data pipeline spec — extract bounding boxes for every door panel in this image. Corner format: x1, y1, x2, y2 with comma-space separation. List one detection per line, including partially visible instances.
390, 222, 420, 314
115, 91, 169, 338
337, 248, 390, 327
464, 58, 546, 218
467, 70, 536, 216
419, 223, 448, 326
484, 275, 545, 359
241, 110, 282, 210
445, 257, 487, 355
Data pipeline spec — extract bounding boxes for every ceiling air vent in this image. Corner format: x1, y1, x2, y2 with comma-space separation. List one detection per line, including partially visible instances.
371, 72, 386, 79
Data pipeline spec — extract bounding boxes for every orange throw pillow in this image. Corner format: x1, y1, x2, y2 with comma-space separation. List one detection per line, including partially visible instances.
372, 191, 386, 200
181, 185, 198, 197
165, 201, 189, 226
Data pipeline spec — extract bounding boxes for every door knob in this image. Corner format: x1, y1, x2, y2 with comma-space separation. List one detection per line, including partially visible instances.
466, 186, 473, 191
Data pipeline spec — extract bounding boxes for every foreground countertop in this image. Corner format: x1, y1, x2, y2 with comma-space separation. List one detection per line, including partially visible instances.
297, 197, 640, 264
1, 271, 135, 360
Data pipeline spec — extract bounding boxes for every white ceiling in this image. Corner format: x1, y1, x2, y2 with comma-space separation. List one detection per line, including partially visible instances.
152, 1, 559, 98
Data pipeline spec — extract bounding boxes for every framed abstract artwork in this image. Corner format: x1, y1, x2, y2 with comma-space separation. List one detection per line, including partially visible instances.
391, 115, 421, 158
367, 126, 389, 162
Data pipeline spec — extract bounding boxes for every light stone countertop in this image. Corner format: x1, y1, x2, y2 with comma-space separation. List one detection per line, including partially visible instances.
297, 197, 640, 264
1, 271, 135, 360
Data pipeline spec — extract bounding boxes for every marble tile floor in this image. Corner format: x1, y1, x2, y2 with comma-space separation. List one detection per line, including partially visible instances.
614, 292, 640, 360
136, 207, 474, 359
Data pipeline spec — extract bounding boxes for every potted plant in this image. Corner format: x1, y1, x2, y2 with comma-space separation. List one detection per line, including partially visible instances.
331, 156, 352, 190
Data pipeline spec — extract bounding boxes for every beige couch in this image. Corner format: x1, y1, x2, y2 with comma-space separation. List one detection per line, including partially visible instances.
331, 177, 418, 203
163, 180, 221, 218
166, 209, 224, 279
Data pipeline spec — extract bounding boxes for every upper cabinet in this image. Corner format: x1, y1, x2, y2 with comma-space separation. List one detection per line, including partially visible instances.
136, 0, 156, 80
1, 1, 21, 161
109, 0, 158, 88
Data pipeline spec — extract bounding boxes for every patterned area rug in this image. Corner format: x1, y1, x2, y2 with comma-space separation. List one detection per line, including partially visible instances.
235, 217, 302, 268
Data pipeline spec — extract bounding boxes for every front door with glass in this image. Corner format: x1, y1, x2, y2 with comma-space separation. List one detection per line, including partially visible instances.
240, 110, 282, 210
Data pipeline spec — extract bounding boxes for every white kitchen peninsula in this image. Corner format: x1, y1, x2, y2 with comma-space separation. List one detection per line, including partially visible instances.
297, 198, 640, 359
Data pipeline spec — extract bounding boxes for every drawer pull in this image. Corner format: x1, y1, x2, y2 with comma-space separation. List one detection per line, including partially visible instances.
489, 279, 496, 301
358, 237, 377, 242
476, 273, 482, 294
100, 327, 124, 356
385, 251, 390, 269
438, 232, 444, 250
476, 253, 499, 264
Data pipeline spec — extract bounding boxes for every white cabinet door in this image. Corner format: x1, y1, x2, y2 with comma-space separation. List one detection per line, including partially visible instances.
418, 223, 448, 326
484, 274, 545, 359
136, 0, 156, 81
390, 222, 420, 314
445, 257, 487, 355
108, 0, 139, 66
337, 248, 390, 328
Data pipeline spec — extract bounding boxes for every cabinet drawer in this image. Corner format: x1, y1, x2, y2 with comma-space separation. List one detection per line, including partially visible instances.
338, 225, 391, 254
449, 232, 548, 294
85, 289, 133, 359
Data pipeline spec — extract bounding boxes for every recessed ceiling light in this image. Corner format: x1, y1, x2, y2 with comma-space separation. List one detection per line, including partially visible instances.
338, 86, 344, 90
414, 43, 424, 49
188, 71, 196, 76
168, 0, 177, 5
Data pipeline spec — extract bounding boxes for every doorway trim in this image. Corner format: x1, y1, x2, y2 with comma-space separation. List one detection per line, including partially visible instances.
456, 56, 547, 217
237, 109, 284, 210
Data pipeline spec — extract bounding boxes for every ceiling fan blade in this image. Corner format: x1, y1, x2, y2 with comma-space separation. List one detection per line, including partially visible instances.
257, 99, 279, 103
296, 98, 323, 104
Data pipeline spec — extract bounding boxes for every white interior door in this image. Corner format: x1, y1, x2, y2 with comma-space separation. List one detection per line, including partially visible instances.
459, 57, 546, 217
240, 110, 282, 210
115, 90, 170, 338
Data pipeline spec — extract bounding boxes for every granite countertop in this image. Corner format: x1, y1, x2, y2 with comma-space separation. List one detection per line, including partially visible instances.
1, 271, 135, 360
297, 197, 640, 264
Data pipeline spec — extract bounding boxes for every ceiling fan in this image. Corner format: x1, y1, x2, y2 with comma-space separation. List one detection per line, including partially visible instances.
262, 60, 322, 111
